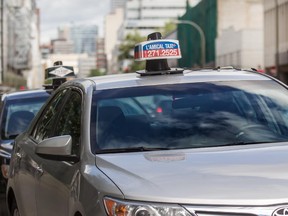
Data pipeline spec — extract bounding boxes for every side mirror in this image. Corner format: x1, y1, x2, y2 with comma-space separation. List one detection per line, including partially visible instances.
35, 135, 79, 162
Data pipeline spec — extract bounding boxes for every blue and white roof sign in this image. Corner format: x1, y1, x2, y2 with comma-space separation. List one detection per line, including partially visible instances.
134, 39, 182, 61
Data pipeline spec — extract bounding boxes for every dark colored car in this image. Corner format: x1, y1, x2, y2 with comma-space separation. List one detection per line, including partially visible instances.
0, 89, 50, 189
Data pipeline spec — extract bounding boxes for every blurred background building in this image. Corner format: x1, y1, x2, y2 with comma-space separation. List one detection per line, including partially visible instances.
264, 0, 288, 82
111, 0, 127, 12
96, 37, 107, 72
2, 0, 288, 90
70, 25, 98, 55
0, 0, 41, 90
105, 7, 124, 74
104, 0, 200, 74
121, 0, 188, 37
178, 0, 264, 69
42, 24, 99, 78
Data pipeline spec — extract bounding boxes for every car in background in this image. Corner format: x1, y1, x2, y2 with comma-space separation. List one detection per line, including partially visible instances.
0, 90, 50, 188
0, 61, 75, 190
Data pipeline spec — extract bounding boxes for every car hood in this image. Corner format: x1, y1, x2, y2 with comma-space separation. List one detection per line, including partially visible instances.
96, 143, 288, 205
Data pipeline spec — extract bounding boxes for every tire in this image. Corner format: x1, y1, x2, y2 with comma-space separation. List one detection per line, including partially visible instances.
10, 199, 20, 216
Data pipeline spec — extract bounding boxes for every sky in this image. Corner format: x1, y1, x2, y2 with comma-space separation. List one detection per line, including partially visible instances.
37, 0, 111, 44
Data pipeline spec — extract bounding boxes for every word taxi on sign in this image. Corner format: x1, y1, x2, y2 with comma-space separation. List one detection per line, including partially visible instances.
134, 39, 182, 61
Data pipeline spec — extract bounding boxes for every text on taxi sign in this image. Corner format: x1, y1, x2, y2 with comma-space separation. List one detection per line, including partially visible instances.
134, 39, 181, 61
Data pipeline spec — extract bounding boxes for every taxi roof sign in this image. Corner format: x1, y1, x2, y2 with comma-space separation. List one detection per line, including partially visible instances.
134, 39, 181, 61
43, 61, 76, 90
47, 66, 74, 78
45, 61, 75, 79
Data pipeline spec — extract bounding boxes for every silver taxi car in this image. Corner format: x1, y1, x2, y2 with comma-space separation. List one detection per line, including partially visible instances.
6, 34, 288, 216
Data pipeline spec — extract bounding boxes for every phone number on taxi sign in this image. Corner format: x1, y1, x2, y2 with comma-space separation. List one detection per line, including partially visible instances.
144, 49, 180, 58
143, 42, 179, 58
134, 40, 181, 60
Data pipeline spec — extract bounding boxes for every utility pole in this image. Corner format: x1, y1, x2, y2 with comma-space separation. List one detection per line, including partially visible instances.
275, 0, 279, 79
0, 0, 4, 84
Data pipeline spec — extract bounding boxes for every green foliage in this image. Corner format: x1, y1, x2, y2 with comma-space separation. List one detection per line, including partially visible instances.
4, 72, 27, 89
130, 61, 146, 72
44, 79, 52, 85
89, 69, 104, 77
119, 32, 146, 61
158, 22, 177, 37
118, 32, 146, 73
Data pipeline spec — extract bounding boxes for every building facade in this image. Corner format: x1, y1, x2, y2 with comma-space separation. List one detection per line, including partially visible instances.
216, 0, 264, 69
0, 0, 41, 89
264, 0, 288, 83
121, 0, 189, 38
78, 55, 97, 78
111, 0, 127, 12
178, 0, 264, 69
47, 24, 99, 78
46, 53, 89, 76
96, 37, 107, 72
70, 25, 98, 55
105, 7, 124, 74
51, 39, 74, 54
106, 0, 200, 74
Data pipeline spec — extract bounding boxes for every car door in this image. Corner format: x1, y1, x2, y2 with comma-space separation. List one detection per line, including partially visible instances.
12, 89, 68, 216
34, 88, 82, 216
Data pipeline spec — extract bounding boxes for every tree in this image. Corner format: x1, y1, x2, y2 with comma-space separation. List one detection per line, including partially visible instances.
89, 69, 104, 77
158, 21, 177, 37
118, 32, 146, 73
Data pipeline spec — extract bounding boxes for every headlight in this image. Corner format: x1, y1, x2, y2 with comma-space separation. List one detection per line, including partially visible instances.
104, 197, 193, 216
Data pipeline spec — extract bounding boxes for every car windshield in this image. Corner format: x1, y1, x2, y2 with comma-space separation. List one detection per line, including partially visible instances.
91, 80, 288, 153
1, 96, 49, 140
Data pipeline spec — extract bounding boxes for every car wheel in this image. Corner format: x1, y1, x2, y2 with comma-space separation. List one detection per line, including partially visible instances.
10, 199, 20, 216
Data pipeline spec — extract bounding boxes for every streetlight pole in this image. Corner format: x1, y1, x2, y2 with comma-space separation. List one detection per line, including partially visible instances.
172, 20, 206, 67
0, 0, 4, 84
275, 0, 279, 79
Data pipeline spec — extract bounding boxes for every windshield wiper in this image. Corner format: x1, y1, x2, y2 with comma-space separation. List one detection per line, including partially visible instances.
98, 146, 171, 154
217, 140, 278, 147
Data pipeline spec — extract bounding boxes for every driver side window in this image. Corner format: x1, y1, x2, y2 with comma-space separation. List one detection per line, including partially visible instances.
31, 89, 68, 142
54, 90, 82, 156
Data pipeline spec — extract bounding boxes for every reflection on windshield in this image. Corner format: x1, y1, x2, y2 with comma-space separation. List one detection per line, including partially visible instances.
91, 80, 288, 153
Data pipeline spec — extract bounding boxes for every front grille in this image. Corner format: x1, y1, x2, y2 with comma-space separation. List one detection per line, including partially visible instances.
183, 204, 288, 216
196, 212, 257, 216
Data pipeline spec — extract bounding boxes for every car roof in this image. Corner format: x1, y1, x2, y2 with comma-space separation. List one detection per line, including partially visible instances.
1, 89, 51, 101
83, 68, 272, 91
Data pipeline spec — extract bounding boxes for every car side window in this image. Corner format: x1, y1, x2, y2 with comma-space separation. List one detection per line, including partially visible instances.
54, 90, 82, 156
31, 89, 68, 142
